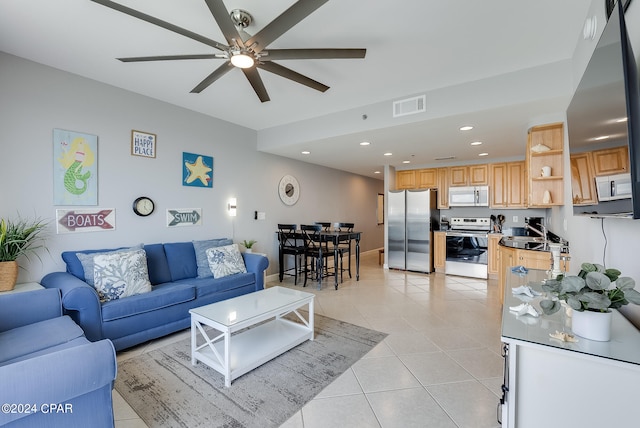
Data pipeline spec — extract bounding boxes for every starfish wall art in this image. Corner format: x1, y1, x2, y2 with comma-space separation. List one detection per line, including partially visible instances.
182, 152, 213, 188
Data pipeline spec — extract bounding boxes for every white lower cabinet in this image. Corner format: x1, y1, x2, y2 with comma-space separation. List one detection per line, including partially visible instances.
499, 339, 640, 427
499, 268, 640, 427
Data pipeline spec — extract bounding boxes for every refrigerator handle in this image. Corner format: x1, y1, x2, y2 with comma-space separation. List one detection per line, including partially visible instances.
475, 189, 479, 204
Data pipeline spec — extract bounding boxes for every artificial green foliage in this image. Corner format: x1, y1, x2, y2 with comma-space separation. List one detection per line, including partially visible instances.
241, 240, 257, 249
541, 263, 640, 315
0, 217, 47, 262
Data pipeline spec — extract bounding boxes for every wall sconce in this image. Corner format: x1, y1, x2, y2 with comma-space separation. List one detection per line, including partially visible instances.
583, 15, 597, 40
228, 198, 237, 217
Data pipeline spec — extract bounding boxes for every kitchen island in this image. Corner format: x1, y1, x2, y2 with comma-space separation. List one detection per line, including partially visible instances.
499, 268, 640, 427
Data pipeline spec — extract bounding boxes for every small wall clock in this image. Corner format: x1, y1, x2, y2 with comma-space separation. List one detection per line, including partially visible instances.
278, 175, 300, 206
133, 196, 155, 216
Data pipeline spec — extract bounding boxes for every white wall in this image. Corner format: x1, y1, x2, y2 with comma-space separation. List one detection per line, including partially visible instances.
0, 52, 384, 283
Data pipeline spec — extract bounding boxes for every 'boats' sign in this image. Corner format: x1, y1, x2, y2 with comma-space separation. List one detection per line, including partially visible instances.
56, 209, 115, 234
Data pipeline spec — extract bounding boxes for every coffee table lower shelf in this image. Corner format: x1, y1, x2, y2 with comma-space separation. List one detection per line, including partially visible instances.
191, 317, 312, 387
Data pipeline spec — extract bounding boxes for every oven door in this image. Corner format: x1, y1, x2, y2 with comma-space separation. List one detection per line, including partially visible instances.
445, 231, 489, 279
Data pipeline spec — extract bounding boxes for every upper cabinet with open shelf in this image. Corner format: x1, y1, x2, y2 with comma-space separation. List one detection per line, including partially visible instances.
526, 123, 564, 207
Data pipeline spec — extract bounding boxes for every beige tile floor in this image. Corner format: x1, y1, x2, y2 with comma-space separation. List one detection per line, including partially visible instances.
114, 251, 504, 428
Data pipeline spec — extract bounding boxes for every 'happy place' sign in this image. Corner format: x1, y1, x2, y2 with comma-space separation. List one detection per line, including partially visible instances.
131, 130, 156, 158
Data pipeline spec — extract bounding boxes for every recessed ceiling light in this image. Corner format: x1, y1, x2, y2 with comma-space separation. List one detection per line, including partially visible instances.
402, 160, 410, 164
360, 141, 371, 146
616, 117, 628, 123
479, 152, 489, 157
460, 125, 474, 131
471, 141, 482, 146
384, 152, 393, 156
301, 151, 310, 154
374, 171, 381, 174
595, 136, 609, 141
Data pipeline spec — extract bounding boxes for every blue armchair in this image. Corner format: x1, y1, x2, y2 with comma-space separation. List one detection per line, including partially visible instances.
0, 288, 117, 428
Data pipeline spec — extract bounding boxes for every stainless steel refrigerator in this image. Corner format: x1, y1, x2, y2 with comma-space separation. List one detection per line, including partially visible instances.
387, 189, 439, 272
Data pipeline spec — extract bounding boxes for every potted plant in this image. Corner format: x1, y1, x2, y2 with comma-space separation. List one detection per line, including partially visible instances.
241, 240, 257, 253
0, 216, 47, 291
540, 263, 640, 341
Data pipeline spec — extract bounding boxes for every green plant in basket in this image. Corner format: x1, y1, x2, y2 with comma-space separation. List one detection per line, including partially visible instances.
0, 216, 47, 262
540, 262, 640, 315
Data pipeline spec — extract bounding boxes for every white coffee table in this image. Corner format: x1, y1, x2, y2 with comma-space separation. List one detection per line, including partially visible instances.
189, 286, 315, 387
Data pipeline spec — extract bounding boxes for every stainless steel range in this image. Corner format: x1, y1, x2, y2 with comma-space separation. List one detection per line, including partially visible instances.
445, 217, 491, 279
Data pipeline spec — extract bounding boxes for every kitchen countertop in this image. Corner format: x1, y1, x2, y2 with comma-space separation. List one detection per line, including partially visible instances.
499, 235, 569, 252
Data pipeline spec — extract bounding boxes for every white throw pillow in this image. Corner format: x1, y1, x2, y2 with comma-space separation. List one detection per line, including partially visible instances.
93, 249, 152, 302
206, 244, 247, 278
76, 243, 143, 286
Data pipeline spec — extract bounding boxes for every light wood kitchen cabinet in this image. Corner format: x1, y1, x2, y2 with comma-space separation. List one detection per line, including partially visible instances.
592, 146, 629, 176
396, 170, 416, 189
526, 123, 564, 207
437, 168, 449, 209
570, 152, 598, 205
490, 161, 526, 208
434, 231, 446, 271
515, 248, 553, 270
497, 245, 570, 304
449, 164, 488, 186
396, 168, 438, 189
488, 234, 502, 277
498, 246, 514, 303
417, 168, 438, 188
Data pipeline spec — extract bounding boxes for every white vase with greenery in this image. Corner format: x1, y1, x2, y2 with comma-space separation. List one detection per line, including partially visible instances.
241, 240, 257, 253
540, 263, 640, 341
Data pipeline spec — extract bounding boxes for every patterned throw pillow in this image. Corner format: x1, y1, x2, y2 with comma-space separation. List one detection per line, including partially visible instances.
206, 244, 247, 278
76, 244, 143, 286
93, 249, 152, 302
193, 238, 233, 278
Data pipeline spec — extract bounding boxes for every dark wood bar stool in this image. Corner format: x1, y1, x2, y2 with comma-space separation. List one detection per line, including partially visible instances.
336, 222, 355, 280
315, 222, 337, 277
301, 224, 333, 287
277, 224, 305, 285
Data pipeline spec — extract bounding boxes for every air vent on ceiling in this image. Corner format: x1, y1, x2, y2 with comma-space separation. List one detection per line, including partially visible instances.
393, 95, 426, 118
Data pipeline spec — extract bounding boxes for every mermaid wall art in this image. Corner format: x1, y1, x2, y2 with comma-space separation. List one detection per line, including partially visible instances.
53, 128, 98, 205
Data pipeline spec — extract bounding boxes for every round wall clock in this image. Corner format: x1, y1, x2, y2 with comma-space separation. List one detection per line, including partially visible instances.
278, 175, 300, 206
133, 196, 155, 217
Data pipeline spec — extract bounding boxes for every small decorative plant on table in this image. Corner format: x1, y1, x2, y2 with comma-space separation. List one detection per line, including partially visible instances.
540, 263, 640, 341
241, 240, 257, 253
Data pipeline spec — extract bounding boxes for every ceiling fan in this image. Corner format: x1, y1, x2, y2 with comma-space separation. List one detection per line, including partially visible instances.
91, 0, 366, 102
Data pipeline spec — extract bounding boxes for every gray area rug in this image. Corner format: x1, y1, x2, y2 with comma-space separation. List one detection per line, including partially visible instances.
115, 314, 387, 428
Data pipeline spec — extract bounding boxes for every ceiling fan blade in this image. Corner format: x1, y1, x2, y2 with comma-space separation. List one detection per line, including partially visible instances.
204, 0, 245, 47
190, 62, 234, 93
262, 48, 367, 61
258, 62, 329, 93
242, 68, 270, 103
246, 0, 329, 53
90, 0, 228, 51
118, 54, 225, 62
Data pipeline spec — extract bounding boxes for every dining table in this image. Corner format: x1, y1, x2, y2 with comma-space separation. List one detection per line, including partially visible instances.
276, 229, 362, 289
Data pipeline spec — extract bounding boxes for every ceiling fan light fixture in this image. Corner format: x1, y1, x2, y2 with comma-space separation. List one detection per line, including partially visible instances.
230, 52, 254, 69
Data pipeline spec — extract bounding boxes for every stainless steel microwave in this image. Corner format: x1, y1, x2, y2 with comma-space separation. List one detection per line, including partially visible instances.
448, 186, 489, 207
595, 173, 632, 201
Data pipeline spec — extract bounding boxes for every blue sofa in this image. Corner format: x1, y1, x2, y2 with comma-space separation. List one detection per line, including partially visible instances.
41, 240, 269, 351
0, 288, 116, 428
